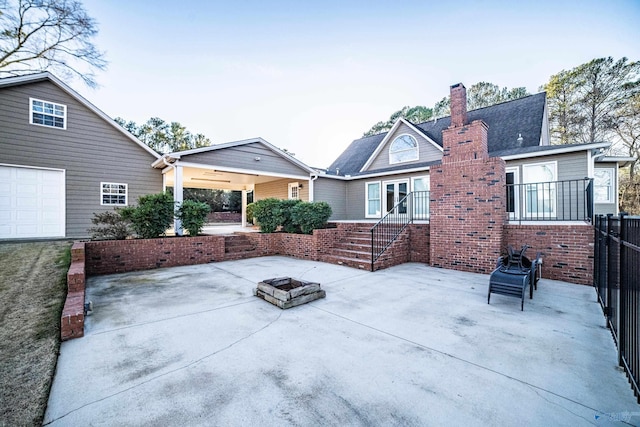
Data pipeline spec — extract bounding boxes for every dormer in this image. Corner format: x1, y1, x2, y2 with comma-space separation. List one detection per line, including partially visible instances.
359, 118, 443, 172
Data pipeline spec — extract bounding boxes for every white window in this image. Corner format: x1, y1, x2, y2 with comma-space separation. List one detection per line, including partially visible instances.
366, 181, 381, 218
288, 182, 300, 200
389, 134, 418, 164
594, 168, 614, 203
411, 176, 430, 219
522, 161, 557, 218
101, 182, 128, 206
505, 167, 520, 220
30, 98, 66, 129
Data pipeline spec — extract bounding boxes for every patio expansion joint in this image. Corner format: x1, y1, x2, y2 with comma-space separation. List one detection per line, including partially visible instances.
310, 305, 610, 422
44, 310, 284, 426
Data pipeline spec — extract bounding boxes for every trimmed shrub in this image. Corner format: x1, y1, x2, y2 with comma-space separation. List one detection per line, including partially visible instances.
252, 198, 282, 233
246, 202, 255, 225
291, 201, 332, 234
177, 200, 211, 236
279, 199, 302, 233
124, 192, 175, 239
88, 209, 132, 240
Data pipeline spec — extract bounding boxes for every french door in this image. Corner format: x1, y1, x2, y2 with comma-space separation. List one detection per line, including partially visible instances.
383, 179, 408, 215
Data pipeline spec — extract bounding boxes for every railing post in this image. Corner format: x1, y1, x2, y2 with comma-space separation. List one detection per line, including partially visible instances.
370, 227, 374, 272
618, 213, 626, 366
606, 213, 613, 325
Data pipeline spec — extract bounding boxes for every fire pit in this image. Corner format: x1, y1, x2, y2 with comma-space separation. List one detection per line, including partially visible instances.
254, 277, 326, 309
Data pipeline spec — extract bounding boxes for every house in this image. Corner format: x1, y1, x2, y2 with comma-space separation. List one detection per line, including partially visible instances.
1, 74, 633, 284
149, 83, 632, 283
0, 72, 163, 239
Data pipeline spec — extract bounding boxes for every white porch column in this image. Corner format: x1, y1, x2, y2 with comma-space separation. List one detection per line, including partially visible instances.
241, 190, 248, 228
174, 165, 184, 236
308, 176, 314, 202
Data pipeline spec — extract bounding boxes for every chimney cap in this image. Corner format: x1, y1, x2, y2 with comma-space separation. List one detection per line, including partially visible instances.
450, 83, 466, 90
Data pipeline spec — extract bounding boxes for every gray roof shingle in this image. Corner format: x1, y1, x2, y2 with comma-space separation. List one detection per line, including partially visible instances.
327, 92, 547, 175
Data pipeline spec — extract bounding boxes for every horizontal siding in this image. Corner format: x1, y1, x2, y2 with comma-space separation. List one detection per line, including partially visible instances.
254, 178, 309, 201
0, 81, 162, 238
365, 122, 442, 172
346, 171, 431, 220
313, 177, 346, 220
182, 143, 309, 177
505, 151, 588, 181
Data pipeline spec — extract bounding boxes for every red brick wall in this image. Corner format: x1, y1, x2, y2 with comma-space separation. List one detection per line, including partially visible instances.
86, 236, 227, 275
207, 212, 241, 223
408, 224, 430, 263
504, 224, 594, 285
61, 241, 86, 341
430, 155, 507, 274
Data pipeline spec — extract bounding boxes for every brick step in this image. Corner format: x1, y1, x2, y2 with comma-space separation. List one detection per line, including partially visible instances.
224, 235, 256, 254
328, 248, 371, 259
321, 254, 371, 270
332, 244, 371, 252
225, 244, 256, 253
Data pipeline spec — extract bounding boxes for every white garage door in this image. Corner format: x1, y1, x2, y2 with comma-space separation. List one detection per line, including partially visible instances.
0, 165, 65, 238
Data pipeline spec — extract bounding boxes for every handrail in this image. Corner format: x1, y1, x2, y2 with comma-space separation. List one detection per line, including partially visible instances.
506, 178, 594, 224
370, 192, 413, 271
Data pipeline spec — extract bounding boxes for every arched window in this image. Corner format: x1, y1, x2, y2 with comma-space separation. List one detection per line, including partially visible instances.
389, 134, 418, 164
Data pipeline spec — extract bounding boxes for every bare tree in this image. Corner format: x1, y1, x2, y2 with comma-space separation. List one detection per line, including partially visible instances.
0, 0, 107, 87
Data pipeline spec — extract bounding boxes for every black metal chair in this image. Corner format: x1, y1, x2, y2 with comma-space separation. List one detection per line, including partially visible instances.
488, 245, 541, 311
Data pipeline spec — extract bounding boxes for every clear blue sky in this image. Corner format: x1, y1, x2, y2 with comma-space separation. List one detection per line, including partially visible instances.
78, 0, 640, 167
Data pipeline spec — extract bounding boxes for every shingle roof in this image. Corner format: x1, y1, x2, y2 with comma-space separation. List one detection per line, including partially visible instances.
328, 92, 547, 175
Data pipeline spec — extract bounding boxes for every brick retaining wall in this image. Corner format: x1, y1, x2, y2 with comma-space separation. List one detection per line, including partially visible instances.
504, 224, 594, 285
61, 241, 86, 341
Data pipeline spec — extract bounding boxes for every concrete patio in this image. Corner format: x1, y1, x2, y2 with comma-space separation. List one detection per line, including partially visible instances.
45, 257, 639, 426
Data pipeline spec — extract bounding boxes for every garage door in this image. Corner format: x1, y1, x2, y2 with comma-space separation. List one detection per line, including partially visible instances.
0, 165, 65, 238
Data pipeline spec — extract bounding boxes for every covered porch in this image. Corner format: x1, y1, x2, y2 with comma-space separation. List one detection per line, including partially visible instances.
151, 138, 318, 235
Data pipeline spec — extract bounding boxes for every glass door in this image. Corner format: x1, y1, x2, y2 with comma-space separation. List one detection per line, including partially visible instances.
383, 180, 408, 215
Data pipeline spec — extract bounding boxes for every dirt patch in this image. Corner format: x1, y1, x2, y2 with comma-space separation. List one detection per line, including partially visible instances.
0, 241, 71, 426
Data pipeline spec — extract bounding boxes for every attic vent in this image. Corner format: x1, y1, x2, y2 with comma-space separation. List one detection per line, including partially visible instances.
517, 133, 524, 146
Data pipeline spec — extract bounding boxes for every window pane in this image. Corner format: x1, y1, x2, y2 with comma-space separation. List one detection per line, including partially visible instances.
367, 183, 379, 200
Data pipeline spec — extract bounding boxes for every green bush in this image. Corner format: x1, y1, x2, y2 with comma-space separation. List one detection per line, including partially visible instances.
252, 198, 282, 233
291, 201, 332, 234
88, 209, 132, 240
177, 200, 211, 236
125, 192, 175, 239
246, 202, 255, 225
279, 199, 302, 233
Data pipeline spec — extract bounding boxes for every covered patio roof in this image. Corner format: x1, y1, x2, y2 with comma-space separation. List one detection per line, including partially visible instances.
151, 138, 317, 232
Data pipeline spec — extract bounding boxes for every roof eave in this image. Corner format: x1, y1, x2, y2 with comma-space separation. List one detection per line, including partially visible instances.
0, 72, 162, 160
499, 142, 611, 161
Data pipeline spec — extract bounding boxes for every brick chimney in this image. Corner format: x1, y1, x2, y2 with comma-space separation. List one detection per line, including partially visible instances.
450, 83, 467, 127
429, 82, 507, 275
442, 83, 489, 162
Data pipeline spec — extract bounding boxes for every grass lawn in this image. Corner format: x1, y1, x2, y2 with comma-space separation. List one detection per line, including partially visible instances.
0, 241, 71, 426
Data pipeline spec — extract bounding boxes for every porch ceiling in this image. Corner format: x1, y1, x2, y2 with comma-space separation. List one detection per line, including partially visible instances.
163, 165, 302, 190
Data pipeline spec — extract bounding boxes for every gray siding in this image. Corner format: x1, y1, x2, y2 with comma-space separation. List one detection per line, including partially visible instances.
182, 143, 309, 177
0, 80, 162, 238
254, 178, 309, 201
365, 123, 442, 172
505, 151, 588, 181
346, 171, 431, 220
506, 152, 592, 221
313, 177, 347, 220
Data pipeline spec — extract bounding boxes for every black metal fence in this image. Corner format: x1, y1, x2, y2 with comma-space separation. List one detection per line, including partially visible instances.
507, 178, 593, 223
594, 214, 640, 402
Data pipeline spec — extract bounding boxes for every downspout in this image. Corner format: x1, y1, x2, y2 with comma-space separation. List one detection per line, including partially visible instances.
308, 174, 318, 202
162, 156, 183, 236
